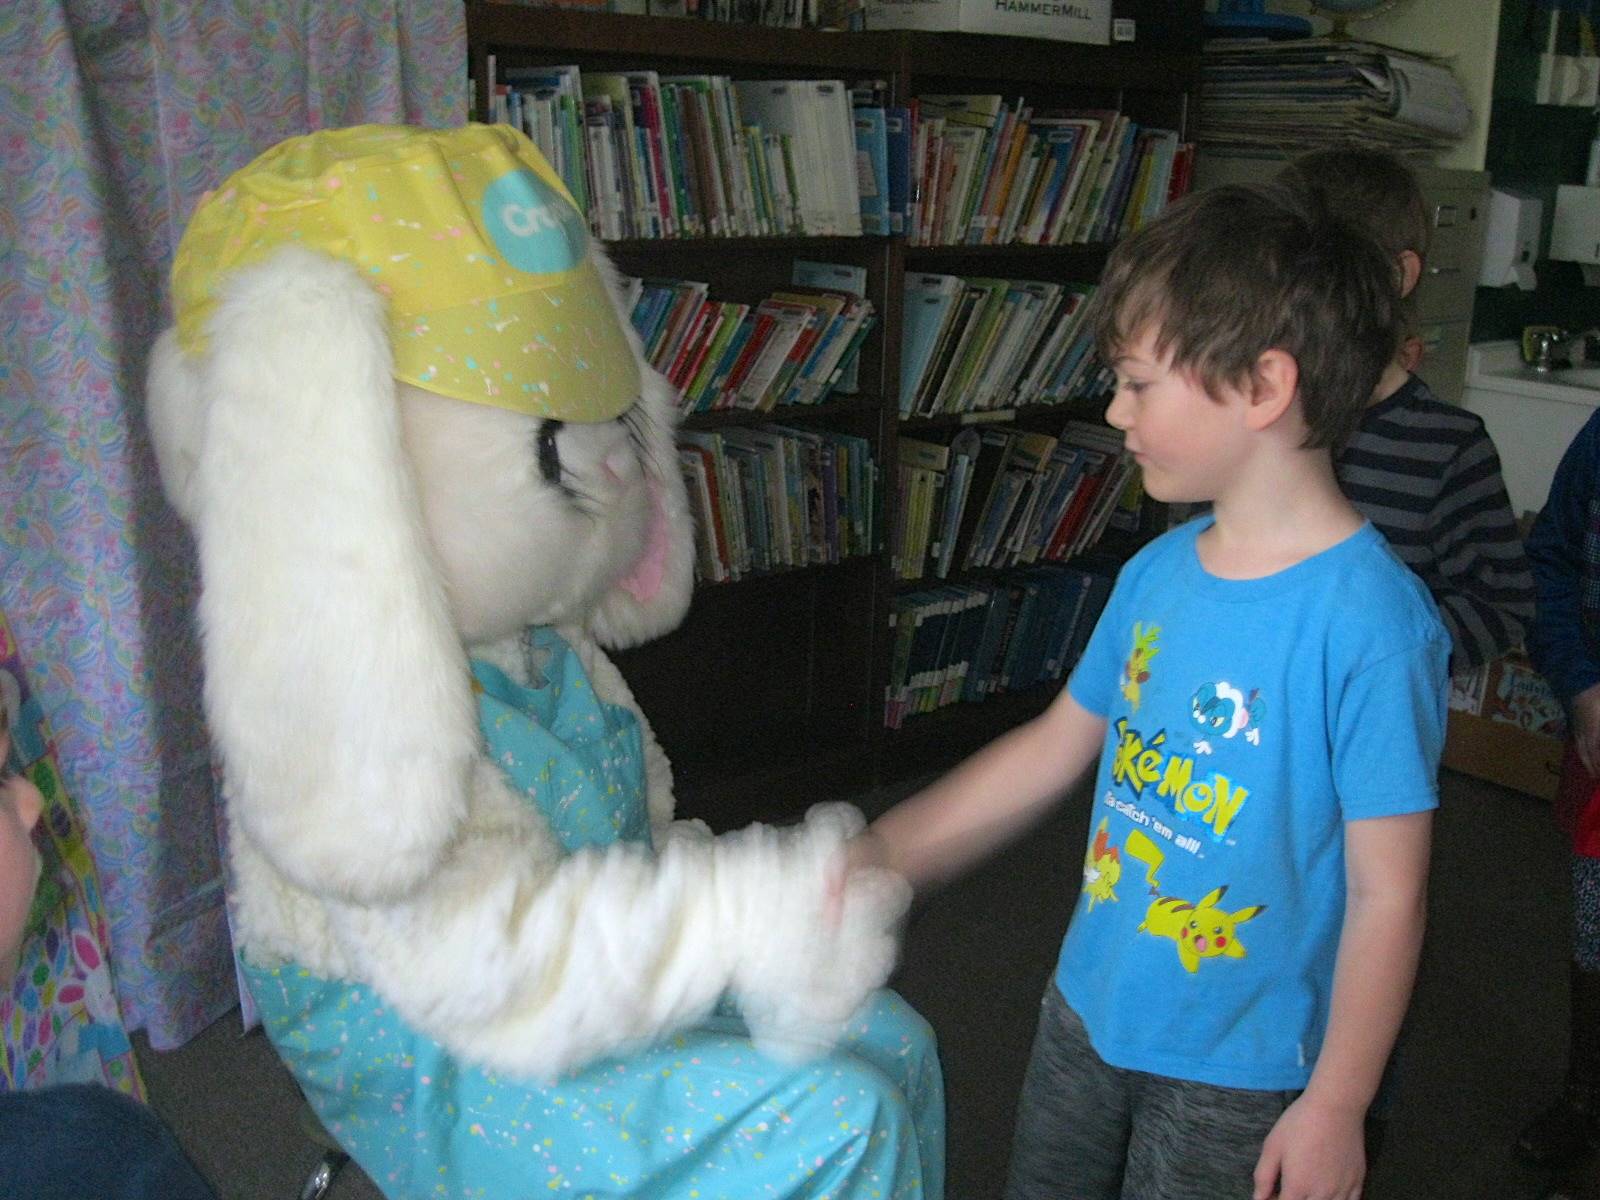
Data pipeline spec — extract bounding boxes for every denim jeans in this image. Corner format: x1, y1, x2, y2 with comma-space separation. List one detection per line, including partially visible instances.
0, 1083, 217, 1200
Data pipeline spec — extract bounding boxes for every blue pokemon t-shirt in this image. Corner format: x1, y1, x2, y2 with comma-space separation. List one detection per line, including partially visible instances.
1058, 517, 1449, 1090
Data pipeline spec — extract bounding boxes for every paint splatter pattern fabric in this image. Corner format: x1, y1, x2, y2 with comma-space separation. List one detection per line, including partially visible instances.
244, 626, 944, 1198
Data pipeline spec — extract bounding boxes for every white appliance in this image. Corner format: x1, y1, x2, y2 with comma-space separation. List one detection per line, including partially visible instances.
1550, 183, 1600, 282
1479, 188, 1542, 290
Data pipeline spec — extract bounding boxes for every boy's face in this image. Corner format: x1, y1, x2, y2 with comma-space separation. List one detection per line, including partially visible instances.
1105, 326, 1252, 504
0, 728, 43, 989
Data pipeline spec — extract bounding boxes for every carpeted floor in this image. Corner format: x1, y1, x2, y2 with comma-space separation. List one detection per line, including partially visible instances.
137, 767, 1590, 1199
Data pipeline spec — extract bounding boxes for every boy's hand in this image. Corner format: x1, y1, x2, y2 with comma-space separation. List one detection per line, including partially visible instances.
1252, 1093, 1365, 1200
844, 829, 892, 876
824, 830, 894, 923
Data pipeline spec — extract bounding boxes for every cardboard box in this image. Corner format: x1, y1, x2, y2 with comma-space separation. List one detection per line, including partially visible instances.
1443, 708, 1563, 802
1444, 651, 1565, 800
1450, 652, 1565, 738
865, 0, 1110, 43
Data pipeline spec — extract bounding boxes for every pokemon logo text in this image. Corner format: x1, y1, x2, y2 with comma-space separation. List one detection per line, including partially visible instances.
1109, 718, 1249, 839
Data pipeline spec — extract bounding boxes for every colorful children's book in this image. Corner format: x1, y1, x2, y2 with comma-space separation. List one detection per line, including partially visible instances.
884, 106, 911, 235
853, 105, 891, 236
898, 272, 962, 415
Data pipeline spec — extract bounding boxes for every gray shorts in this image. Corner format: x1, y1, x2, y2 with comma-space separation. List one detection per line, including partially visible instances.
1004, 983, 1300, 1200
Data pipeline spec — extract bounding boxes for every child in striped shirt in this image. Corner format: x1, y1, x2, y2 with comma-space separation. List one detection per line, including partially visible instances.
1280, 148, 1534, 675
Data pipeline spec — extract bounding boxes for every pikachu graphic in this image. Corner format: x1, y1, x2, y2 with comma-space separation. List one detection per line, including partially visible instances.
1119, 623, 1160, 712
1141, 886, 1266, 974
1123, 829, 1265, 974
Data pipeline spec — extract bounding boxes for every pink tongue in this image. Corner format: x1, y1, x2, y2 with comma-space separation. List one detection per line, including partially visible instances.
618, 477, 669, 604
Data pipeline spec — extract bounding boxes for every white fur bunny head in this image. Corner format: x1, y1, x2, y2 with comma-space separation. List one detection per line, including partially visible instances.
146, 125, 694, 905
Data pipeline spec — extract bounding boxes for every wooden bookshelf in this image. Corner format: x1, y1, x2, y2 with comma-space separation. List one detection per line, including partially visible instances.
682, 394, 882, 430
902, 243, 1114, 272
465, 0, 1202, 828
469, 5, 892, 72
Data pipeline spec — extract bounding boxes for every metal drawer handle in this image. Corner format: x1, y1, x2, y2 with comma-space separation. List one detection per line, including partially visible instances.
1434, 204, 1459, 227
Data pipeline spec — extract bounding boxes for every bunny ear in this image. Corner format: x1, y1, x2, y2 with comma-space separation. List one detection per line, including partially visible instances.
146, 328, 206, 524
165, 245, 477, 904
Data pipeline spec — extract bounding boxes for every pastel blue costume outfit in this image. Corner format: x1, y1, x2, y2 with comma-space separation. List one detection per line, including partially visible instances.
243, 627, 945, 1199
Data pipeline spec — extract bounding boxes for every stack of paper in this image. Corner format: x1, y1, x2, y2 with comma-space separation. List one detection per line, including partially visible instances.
1200, 37, 1472, 158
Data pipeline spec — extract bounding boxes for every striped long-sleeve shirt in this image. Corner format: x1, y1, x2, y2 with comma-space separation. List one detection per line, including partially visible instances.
1335, 374, 1535, 674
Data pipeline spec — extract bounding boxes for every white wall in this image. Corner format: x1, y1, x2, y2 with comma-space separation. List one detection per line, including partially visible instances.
1461, 383, 1597, 516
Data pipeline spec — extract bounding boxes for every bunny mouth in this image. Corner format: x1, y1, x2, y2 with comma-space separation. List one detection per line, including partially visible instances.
615, 475, 669, 604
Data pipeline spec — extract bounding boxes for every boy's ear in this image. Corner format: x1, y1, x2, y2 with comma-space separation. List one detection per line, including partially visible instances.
1397, 249, 1423, 300
1243, 348, 1299, 433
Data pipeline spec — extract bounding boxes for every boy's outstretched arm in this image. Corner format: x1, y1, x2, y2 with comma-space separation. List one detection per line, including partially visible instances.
1253, 809, 1432, 1200
861, 686, 1107, 889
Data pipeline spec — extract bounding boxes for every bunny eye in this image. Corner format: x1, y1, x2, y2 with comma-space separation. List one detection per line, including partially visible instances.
536, 419, 565, 486
617, 402, 648, 454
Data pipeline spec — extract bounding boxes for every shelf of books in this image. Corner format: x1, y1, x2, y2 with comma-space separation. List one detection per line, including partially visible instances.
465, 1, 1200, 818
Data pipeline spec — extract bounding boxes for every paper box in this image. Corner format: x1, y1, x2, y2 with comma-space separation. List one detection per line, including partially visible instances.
1444, 709, 1563, 801
1443, 652, 1566, 801
1483, 654, 1566, 737
866, 0, 1110, 44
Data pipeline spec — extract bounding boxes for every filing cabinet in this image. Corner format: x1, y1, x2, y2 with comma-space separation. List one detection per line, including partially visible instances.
1411, 166, 1490, 403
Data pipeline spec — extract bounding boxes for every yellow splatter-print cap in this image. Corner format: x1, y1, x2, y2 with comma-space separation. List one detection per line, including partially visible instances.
171, 123, 640, 422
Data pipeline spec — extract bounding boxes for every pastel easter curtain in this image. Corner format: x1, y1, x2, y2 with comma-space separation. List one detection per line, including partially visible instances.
0, 1, 466, 1050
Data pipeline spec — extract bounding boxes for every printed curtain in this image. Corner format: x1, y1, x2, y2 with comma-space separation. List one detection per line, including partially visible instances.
0, 1, 466, 1050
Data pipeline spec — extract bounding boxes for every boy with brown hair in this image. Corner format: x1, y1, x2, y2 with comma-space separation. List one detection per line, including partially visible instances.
852, 180, 1450, 1199
1280, 146, 1534, 673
